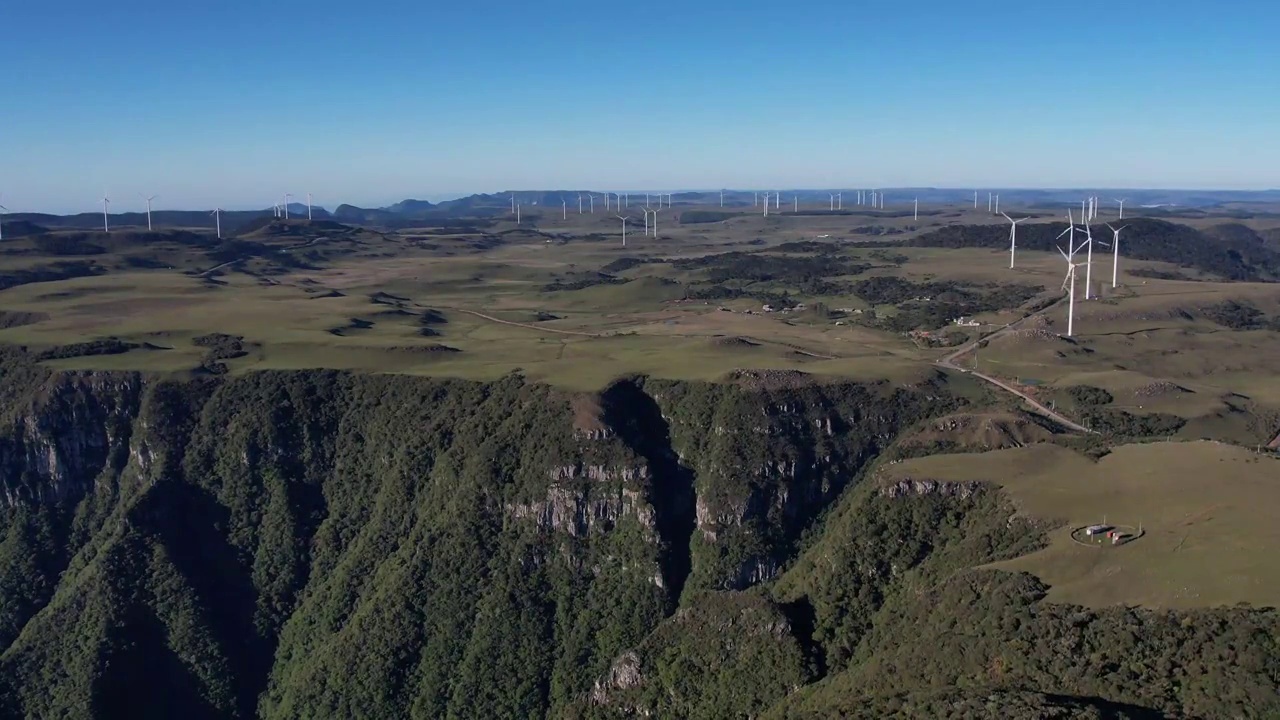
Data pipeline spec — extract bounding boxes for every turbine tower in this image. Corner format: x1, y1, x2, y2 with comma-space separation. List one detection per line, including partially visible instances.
1001, 212, 1028, 269
793, 196, 798, 213
140, 193, 157, 231
283, 194, 292, 220
1115, 197, 1126, 220
562, 200, 567, 220
1104, 223, 1129, 288
589, 195, 595, 213
101, 193, 111, 232
914, 197, 918, 221
0, 195, 7, 241
837, 192, 842, 210
578, 194, 584, 214
211, 208, 223, 239
1080, 219, 1095, 299
616, 215, 629, 247
828, 193, 835, 211
994, 194, 1000, 214
1056, 214, 1084, 337
651, 207, 660, 236
720, 190, 725, 207
307, 193, 313, 221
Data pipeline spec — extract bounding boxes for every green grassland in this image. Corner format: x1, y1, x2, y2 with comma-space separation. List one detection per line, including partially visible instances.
878, 441, 1280, 608
3, 206, 1280, 420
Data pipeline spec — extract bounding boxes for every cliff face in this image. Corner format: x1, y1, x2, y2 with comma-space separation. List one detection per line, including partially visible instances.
0, 357, 957, 719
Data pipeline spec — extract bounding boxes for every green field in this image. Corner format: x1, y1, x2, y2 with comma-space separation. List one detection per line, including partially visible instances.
879, 441, 1280, 608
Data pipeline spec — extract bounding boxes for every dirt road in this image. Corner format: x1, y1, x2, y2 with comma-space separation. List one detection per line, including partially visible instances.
934, 300, 1094, 434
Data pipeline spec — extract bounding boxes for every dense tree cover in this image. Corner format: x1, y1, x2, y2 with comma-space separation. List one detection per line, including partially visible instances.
672, 251, 868, 285
34, 338, 139, 361
781, 570, 1280, 719
899, 219, 1280, 282
0, 260, 105, 292
0, 354, 1275, 719
851, 277, 1044, 331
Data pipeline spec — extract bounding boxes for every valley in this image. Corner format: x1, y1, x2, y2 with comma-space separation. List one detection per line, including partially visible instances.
1, 199, 1280, 718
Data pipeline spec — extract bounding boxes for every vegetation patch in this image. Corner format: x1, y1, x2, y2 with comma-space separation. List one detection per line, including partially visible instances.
34, 338, 138, 361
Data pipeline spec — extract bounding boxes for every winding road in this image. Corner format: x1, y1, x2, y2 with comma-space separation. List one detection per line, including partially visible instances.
934, 299, 1094, 434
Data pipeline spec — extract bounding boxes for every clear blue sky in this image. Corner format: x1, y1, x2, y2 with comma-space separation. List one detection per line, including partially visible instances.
4, 0, 1278, 212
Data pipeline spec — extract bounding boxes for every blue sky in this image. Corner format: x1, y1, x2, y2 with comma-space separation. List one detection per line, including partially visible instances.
4, 0, 1278, 212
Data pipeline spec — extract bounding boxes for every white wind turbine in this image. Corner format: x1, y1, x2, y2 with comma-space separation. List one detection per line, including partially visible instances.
283, 193, 292, 220
719, 190, 725, 207
101, 193, 111, 232
837, 192, 843, 210
793, 196, 798, 213
994, 194, 1000, 214
140, 193, 157, 231
616, 215, 630, 247
589, 195, 595, 214
307, 193, 313, 221
1115, 197, 1126, 220
828, 193, 835, 211
562, 199, 567, 220
211, 208, 223, 239
651, 207, 660, 236
1057, 247, 1082, 338
761, 192, 770, 217
1001, 212, 1028, 269
914, 197, 918, 221
1104, 223, 1129, 288
578, 194, 584, 214
1080, 217, 1095, 299
643, 206, 652, 235
1055, 212, 1084, 337
774, 192, 779, 210
0, 194, 7, 241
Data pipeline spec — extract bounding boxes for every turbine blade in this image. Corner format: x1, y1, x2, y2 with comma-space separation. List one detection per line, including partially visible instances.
1058, 246, 1070, 261
1057, 226, 1072, 239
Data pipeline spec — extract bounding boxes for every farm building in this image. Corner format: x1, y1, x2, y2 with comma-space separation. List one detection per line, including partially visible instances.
1085, 524, 1113, 537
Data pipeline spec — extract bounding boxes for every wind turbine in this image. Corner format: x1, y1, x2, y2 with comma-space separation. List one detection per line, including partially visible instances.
211, 208, 223, 239
651, 207, 660, 236
617, 215, 629, 247
517, 203, 521, 225
974, 191, 978, 209
101, 193, 111, 232
914, 197, 919, 221
1080, 218, 1095, 299
562, 200, 567, 220
578, 194, 584, 214
589, 195, 595, 214
283, 194, 292, 219
719, 190, 725, 207
1057, 248, 1081, 338
837, 192, 843, 210
643, 206, 651, 235
511, 194, 516, 213
988, 193, 993, 213
1001, 212, 1028, 268
1104, 223, 1128, 288
774, 192, 779, 210
307, 193, 313, 221
793, 196, 798, 213
754, 191, 758, 207
1115, 198, 1126, 220
828, 193, 835, 211
994, 194, 1000, 214
0, 195, 7, 241
140, 193, 157, 231
762, 192, 770, 217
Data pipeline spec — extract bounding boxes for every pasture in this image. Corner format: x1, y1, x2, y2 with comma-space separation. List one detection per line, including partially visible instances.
878, 441, 1280, 608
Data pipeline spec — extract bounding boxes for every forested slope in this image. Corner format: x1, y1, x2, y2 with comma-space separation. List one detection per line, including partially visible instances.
0, 349, 1276, 719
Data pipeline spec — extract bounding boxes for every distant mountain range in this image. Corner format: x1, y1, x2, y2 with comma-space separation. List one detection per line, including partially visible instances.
4, 189, 1278, 235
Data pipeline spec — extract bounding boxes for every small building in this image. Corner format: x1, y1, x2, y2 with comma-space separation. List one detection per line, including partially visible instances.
1085, 524, 1112, 537
762, 304, 775, 312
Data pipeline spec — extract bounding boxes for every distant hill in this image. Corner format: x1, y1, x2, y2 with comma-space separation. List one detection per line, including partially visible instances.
0, 220, 49, 239
901, 218, 1280, 282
